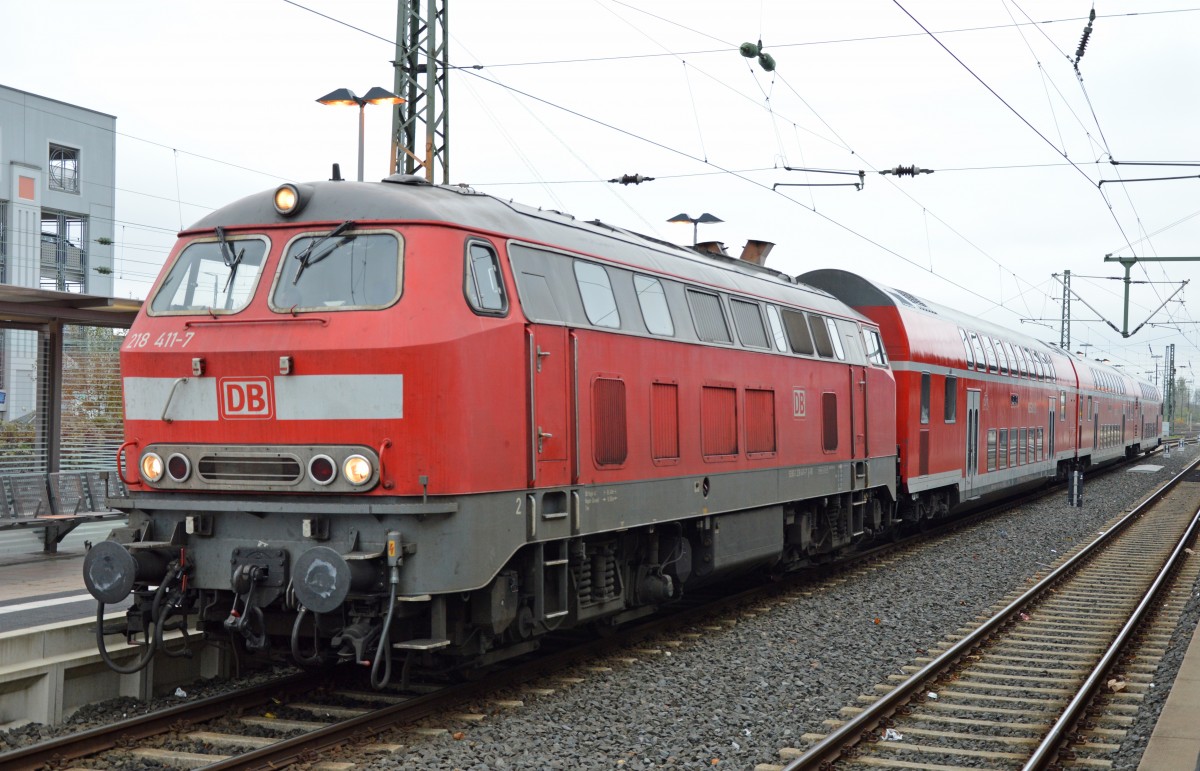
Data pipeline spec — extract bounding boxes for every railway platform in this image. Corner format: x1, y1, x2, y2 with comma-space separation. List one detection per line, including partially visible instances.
0, 548, 103, 633
1139, 617, 1200, 771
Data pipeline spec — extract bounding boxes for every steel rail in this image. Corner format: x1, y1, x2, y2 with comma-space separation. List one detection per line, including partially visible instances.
782, 454, 1200, 770
1024, 500, 1200, 769
0, 671, 318, 771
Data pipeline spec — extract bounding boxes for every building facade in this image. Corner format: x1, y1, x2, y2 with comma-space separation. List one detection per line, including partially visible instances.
0, 85, 116, 419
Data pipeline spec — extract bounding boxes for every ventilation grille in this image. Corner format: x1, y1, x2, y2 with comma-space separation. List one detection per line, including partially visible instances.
197, 454, 302, 483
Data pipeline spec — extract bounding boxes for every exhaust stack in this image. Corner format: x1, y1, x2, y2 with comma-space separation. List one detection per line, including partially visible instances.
740, 240, 775, 266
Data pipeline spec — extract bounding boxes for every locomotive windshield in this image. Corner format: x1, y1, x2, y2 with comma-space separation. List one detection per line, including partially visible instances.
271, 230, 402, 311
150, 236, 268, 314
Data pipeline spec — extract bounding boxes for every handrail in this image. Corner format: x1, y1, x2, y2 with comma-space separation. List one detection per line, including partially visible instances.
117, 439, 140, 485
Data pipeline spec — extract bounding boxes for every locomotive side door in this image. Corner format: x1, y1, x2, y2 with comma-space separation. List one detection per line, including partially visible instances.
964, 389, 981, 494
850, 364, 867, 460
526, 325, 572, 487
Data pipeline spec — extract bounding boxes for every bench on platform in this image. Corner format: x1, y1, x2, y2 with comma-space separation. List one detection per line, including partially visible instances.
0, 471, 127, 552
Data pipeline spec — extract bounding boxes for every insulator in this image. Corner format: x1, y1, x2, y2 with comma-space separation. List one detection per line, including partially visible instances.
739, 41, 759, 58
758, 52, 776, 72
1075, 24, 1092, 60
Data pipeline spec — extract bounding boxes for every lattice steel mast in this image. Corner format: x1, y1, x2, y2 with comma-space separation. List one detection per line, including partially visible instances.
391, 0, 449, 183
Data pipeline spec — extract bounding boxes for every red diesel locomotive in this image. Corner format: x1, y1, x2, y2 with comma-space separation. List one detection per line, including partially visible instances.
84, 174, 899, 683
83, 174, 1160, 683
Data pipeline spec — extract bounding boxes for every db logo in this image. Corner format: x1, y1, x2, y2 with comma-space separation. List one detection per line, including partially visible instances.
220, 378, 274, 419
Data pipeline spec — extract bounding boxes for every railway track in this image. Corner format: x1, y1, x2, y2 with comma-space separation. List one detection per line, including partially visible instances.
778, 456, 1200, 771
0, 453, 1178, 770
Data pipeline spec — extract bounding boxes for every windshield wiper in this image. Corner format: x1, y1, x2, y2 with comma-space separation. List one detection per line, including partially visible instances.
214, 225, 245, 293
292, 220, 357, 285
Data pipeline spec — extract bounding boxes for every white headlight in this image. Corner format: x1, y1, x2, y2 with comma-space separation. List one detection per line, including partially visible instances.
342, 454, 373, 486
141, 452, 165, 483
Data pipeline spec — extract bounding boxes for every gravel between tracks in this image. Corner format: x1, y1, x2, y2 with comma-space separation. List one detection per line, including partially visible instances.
2, 447, 1197, 770
366, 447, 1200, 771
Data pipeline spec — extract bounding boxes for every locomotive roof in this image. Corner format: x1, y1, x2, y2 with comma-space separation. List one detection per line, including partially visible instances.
188, 176, 865, 322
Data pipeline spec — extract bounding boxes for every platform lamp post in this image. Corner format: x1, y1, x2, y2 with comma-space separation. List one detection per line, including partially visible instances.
316, 87, 405, 182
667, 212, 723, 246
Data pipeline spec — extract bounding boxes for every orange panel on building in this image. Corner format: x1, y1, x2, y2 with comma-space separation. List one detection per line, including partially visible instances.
18, 176, 35, 200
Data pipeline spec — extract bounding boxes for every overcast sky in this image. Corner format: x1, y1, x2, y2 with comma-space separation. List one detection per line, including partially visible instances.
3, 1, 1199, 385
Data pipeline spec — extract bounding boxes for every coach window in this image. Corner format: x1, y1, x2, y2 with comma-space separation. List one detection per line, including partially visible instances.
464, 241, 507, 315
152, 235, 269, 314
955, 329, 974, 367
1004, 341, 1019, 377
1015, 347, 1028, 378
765, 305, 789, 352
633, 274, 674, 336
987, 429, 997, 471
959, 328, 975, 368
574, 261, 621, 328
982, 337, 999, 373
863, 328, 887, 366
810, 314, 836, 358
920, 373, 931, 424
1009, 428, 1018, 466
997, 340, 1009, 375
968, 332, 987, 371
730, 298, 770, 348
781, 309, 815, 355
1060, 390, 1067, 419
272, 230, 401, 311
944, 375, 958, 422
998, 428, 1008, 468
686, 288, 732, 343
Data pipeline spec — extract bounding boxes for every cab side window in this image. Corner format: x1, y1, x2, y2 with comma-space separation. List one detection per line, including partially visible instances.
465, 241, 507, 315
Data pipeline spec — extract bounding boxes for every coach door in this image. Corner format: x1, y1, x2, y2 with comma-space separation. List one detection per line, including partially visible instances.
1048, 397, 1057, 462
526, 325, 572, 488
964, 389, 981, 494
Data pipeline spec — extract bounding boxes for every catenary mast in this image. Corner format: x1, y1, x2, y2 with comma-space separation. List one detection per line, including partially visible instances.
392, 0, 449, 183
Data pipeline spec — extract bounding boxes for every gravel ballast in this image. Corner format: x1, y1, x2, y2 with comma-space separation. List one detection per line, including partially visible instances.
2, 447, 1197, 770
360, 448, 1200, 770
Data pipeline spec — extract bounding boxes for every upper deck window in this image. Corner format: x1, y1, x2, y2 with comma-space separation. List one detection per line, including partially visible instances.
150, 235, 268, 315
959, 328, 974, 368
271, 230, 402, 311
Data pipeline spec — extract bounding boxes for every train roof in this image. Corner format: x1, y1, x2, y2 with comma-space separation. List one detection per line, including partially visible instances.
188, 176, 865, 323
801, 269, 1159, 396
800, 268, 1063, 353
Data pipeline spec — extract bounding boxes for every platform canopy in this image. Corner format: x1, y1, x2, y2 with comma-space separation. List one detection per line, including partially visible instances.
0, 284, 140, 327
0, 286, 140, 475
